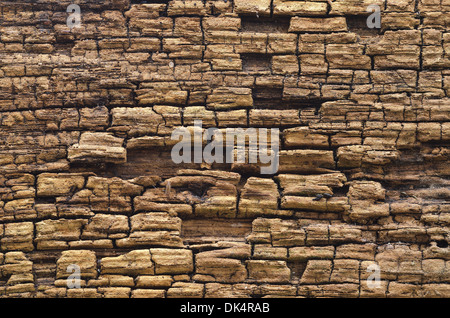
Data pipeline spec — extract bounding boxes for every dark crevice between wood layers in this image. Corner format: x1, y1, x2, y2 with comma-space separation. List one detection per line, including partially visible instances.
252, 87, 328, 112
240, 16, 290, 33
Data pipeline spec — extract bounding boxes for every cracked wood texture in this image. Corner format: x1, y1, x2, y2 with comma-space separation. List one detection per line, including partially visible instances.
0, 0, 449, 298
